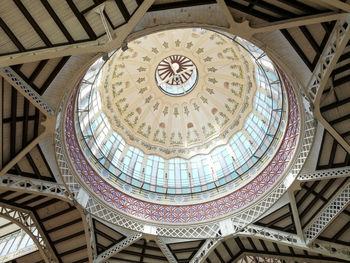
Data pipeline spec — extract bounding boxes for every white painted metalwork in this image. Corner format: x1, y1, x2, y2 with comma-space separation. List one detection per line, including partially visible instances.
238, 224, 302, 245
0, 204, 58, 263
86, 213, 97, 261
156, 236, 178, 263
298, 167, 350, 181
238, 224, 350, 261
94, 232, 142, 263
0, 67, 54, 116
93, 4, 113, 41
288, 190, 304, 241
310, 17, 350, 153
307, 17, 350, 103
189, 238, 219, 263
236, 254, 284, 263
304, 181, 350, 243
309, 239, 350, 261
0, 174, 70, 201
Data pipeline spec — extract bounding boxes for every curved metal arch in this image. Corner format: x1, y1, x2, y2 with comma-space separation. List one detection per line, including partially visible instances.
0, 203, 58, 263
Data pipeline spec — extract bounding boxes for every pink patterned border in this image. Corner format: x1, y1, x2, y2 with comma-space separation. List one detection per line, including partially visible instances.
64, 70, 300, 223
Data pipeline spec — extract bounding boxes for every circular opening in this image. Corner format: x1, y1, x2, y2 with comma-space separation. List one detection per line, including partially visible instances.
155, 55, 198, 96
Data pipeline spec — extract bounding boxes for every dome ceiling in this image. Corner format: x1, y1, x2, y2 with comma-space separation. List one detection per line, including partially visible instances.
99, 28, 257, 159
75, 28, 287, 197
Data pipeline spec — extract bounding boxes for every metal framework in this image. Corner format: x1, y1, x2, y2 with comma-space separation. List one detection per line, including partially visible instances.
189, 239, 219, 263
156, 237, 178, 263
298, 167, 350, 181
0, 1, 348, 263
0, 174, 70, 201
0, 203, 58, 263
237, 224, 350, 262
304, 181, 350, 243
309, 17, 350, 153
93, 232, 142, 263
0, 67, 54, 116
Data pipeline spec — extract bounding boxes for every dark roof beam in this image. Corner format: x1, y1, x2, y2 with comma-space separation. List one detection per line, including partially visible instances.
26, 153, 43, 180
225, 0, 277, 22
3, 115, 36, 124
321, 96, 350, 112
300, 179, 336, 220
41, 206, 76, 222
241, 0, 297, 18
115, 0, 131, 21
13, 0, 52, 47
37, 145, 56, 180
10, 87, 17, 159
47, 218, 82, 233
19, 195, 46, 206
276, 0, 320, 14
300, 26, 321, 54
39, 56, 70, 95
0, 18, 25, 51
22, 99, 29, 147
281, 29, 313, 71
40, 0, 74, 43
66, 0, 97, 40
214, 248, 225, 263
329, 113, 350, 125
59, 245, 87, 257
149, 0, 216, 12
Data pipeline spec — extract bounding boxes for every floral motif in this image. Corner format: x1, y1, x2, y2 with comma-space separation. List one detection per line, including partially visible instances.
137, 66, 146, 72
208, 78, 218, 84
143, 56, 151, 62
145, 95, 153, 104
153, 102, 159, 111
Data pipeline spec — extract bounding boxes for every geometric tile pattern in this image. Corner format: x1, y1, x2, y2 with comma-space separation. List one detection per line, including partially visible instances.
63, 69, 300, 223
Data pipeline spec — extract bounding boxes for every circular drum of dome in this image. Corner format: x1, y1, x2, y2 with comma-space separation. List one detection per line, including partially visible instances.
75, 28, 287, 199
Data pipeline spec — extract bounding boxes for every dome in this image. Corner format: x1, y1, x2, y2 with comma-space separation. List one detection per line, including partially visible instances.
63, 27, 300, 225
75, 28, 286, 196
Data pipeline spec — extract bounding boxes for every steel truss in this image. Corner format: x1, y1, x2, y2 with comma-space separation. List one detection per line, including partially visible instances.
0, 174, 71, 201
304, 181, 350, 243
298, 167, 350, 181
0, 203, 58, 263
86, 214, 143, 263
93, 232, 142, 263
156, 237, 178, 263
189, 238, 220, 263
309, 17, 350, 153
237, 224, 350, 262
0, 67, 54, 116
